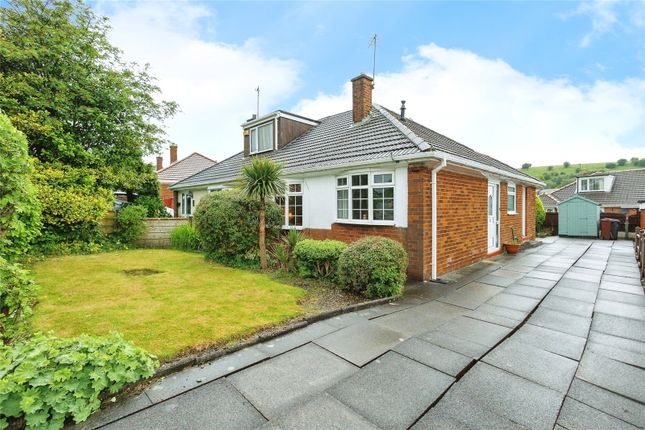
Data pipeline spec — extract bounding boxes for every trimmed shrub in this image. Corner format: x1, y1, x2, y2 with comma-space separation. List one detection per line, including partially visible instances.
536, 195, 546, 232
0, 333, 158, 429
112, 204, 147, 244
0, 114, 41, 260
0, 257, 37, 345
293, 239, 347, 279
134, 195, 169, 218
337, 237, 408, 299
170, 224, 200, 251
194, 189, 282, 267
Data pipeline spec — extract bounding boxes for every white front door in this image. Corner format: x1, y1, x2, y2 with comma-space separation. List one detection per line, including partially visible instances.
488, 182, 500, 252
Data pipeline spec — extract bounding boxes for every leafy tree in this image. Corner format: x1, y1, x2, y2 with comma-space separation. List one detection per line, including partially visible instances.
0, 0, 177, 194
521, 163, 531, 169
617, 158, 627, 166
239, 158, 285, 270
535, 195, 546, 232
639, 159, 645, 167
605, 162, 617, 169
563, 161, 570, 168
0, 113, 41, 259
631, 157, 639, 165
547, 166, 554, 171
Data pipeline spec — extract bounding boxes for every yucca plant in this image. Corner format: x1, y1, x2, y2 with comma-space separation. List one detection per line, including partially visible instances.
239, 157, 285, 270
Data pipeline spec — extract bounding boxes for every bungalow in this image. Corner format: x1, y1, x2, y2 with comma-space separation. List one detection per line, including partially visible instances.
155, 144, 216, 214
171, 74, 544, 280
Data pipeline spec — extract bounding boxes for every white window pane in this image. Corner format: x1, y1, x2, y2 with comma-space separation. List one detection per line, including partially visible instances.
258, 122, 273, 151
250, 129, 258, 153
374, 173, 393, 184
337, 177, 347, 187
352, 174, 368, 187
337, 189, 348, 219
289, 183, 301, 193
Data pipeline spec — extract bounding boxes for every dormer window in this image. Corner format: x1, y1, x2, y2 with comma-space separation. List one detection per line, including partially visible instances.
579, 177, 604, 192
250, 122, 274, 154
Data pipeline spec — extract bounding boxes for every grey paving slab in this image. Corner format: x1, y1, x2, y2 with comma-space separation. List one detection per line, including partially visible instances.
595, 299, 645, 321
600, 280, 644, 295
513, 324, 586, 361
465, 308, 522, 329
328, 351, 454, 430
563, 271, 602, 283
256, 321, 338, 357
357, 302, 415, 319
597, 289, 645, 307
145, 346, 268, 403
591, 313, 645, 342
490, 269, 526, 280
324, 312, 369, 328
576, 351, 645, 403
412, 388, 531, 430
504, 283, 550, 299
259, 393, 378, 430
541, 294, 594, 318
557, 396, 639, 430
605, 268, 640, 279
556, 277, 599, 292
526, 270, 562, 281
476, 273, 516, 287
567, 378, 645, 428
436, 282, 503, 310
419, 330, 491, 359
228, 343, 357, 419
394, 337, 474, 377
514, 276, 557, 289
104, 379, 266, 430
588, 330, 645, 355
486, 293, 540, 312
529, 307, 591, 338
432, 362, 564, 430
586, 341, 645, 368
472, 303, 529, 321
432, 315, 512, 348
604, 274, 642, 286
314, 320, 405, 366
501, 263, 535, 273
373, 301, 464, 337
483, 338, 577, 392
76, 393, 152, 430
535, 264, 568, 274
550, 286, 597, 303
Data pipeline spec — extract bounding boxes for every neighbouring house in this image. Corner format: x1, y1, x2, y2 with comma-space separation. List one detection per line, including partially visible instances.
171, 74, 544, 280
539, 193, 559, 212
156, 144, 216, 214
546, 169, 645, 217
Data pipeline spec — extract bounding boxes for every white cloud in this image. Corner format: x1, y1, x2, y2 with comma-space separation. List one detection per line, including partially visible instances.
294, 44, 645, 168
97, 1, 301, 165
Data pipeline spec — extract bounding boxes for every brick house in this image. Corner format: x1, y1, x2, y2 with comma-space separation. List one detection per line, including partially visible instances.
155, 145, 216, 214
171, 74, 543, 280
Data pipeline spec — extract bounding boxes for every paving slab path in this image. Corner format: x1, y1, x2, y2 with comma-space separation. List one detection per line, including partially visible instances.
77, 238, 645, 430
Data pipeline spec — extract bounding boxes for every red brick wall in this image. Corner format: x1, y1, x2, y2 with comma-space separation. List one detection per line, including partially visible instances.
640, 209, 645, 229
499, 182, 523, 244
526, 186, 536, 239
160, 183, 174, 209
407, 163, 432, 280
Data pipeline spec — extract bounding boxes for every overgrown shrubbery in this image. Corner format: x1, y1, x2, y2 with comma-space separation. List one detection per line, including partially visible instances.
194, 189, 282, 267
112, 205, 147, 245
170, 224, 200, 251
134, 195, 169, 218
0, 257, 37, 345
337, 237, 408, 299
536, 195, 546, 233
293, 239, 347, 279
0, 113, 41, 260
0, 333, 158, 429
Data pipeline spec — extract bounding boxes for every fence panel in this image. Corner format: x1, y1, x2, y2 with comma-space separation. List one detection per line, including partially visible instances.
135, 218, 190, 248
543, 212, 558, 235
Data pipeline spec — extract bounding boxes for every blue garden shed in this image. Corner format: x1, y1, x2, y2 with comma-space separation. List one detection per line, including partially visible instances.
557, 195, 600, 237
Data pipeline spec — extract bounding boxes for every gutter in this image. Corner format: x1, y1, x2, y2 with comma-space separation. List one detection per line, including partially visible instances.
431, 159, 447, 281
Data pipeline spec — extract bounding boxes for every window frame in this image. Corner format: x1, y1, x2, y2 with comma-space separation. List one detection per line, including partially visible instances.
278, 181, 304, 229
181, 192, 194, 217
335, 171, 396, 225
249, 120, 275, 155
507, 182, 517, 214
579, 177, 604, 192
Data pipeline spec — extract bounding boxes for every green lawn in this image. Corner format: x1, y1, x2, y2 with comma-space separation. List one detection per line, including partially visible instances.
31, 249, 307, 360
521, 161, 640, 188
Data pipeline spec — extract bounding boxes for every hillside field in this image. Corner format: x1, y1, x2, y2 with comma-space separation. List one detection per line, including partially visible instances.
520, 159, 644, 188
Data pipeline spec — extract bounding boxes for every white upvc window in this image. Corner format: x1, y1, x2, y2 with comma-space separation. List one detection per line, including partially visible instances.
277, 182, 303, 227
579, 177, 604, 192
507, 182, 516, 214
336, 172, 395, 223
181, 192, 194, 216
249, 121, 274, 154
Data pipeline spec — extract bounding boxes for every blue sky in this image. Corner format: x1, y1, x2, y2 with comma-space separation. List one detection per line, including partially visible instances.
97, 0, 644, 167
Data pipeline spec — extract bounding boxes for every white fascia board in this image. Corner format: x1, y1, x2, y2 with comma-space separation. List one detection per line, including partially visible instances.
276, 111, 320, 126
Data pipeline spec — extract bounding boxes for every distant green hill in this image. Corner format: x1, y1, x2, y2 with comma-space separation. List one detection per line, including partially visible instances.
520, 158, 644, 188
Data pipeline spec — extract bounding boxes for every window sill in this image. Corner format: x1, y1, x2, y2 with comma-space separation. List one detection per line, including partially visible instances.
281, 225, 304, 230
249, 148, 273, 156
507, 211, 518, 215
334, 219, 396, 227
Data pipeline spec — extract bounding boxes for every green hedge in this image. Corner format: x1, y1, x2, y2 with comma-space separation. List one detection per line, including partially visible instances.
0, 333, 158, 429
112, 205, 147, 245
337, 237, 408, 298
0, 257, 37, 345
170, 224, 200, 251
293, 239, 347, 279
193, 189, 282, 267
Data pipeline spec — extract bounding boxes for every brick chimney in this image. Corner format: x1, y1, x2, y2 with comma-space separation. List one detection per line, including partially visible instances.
169, 144, 178, 164
156, 156, 163, 171
351, 74, 373, 123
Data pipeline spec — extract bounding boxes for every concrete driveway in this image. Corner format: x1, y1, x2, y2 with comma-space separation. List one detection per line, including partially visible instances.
78, 238, 645, 430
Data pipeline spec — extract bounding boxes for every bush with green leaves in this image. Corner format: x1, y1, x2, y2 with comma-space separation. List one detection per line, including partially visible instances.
0, 113, 41, 260
112, 204, 147, 245
193, 189, 282, 267
337, 237, 408, 299
293, 239, 347, 279
170, 224, 200, 251
536, 195, 546, 232
0, 257, 37, 345
605, 162, 617, 169
0, 333, 158, 429
134, 195, 169, 218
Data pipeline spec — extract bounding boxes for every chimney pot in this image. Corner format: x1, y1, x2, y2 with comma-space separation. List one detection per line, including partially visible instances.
156, 156, 163, 171
169, 144, 178, 164
351, 74, 374, 123
400, 100, 406, 121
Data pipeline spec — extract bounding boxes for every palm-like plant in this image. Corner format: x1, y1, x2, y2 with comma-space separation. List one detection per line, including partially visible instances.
240, 157, 285, 270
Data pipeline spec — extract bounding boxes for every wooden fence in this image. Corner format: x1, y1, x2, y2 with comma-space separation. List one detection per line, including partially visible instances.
544, 211, 639, 238
99, 210, 116, 235
99, 211, 189, 248
543, 212, 558, 235
635, 229, 645, 286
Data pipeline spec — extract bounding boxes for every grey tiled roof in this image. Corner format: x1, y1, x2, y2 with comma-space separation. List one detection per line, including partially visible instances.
157, 153, 216, 183
550, 169, 645, 208
539, 193, 559, 209
172, 105, 541, 189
